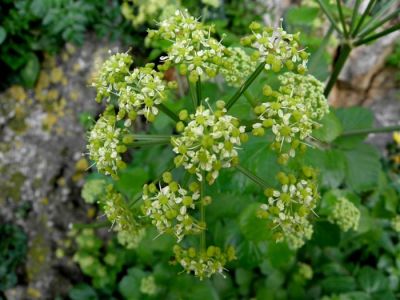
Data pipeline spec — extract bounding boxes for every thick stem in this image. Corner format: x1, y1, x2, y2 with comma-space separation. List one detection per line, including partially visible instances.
235, 164, 268, 189
324, 43, 351, 97
158, 103, 180, 123
226, 62, 265, 111
354, 24, 400, 46
341, 125, 400, 136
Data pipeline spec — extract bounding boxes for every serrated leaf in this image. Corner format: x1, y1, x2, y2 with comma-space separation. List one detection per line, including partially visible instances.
312, 111, 343, 143
344, 144, 381, 192
239, 203, 272, 242
333, 107, 374, 149
358, 267, 388, 294
115, 166, 148, 198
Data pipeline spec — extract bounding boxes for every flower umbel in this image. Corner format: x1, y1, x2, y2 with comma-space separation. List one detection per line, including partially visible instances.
171, 102, 247, 184
141, 173, 203, 242
149, 10, 226, 82
258, 167, 319, 249
328, 197, 360, 232
102, 185, 145, 249
253, 72, 328, 163
173, 244, 236, 280
87, 107, 131, 178
242, 22, 308, 74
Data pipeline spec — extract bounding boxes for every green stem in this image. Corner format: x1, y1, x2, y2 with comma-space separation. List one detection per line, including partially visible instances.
158, 103, 180, 123
200, 173, 206, 252
324, 43, 352, 97
351, 0, 376, 37
235, 164, 268, 189
354, 23, 400, 46
133, 134, 174, 141
357, 9, 400, 38
341, 125, 400, 136
196, 79, 202, 106
244, 91, 257, 107
349, 0, 362, 34
131, 140, 171, 147
226, 62, 265, 111
316, 0, 343, 34
188, 78, 196, 110
337, 0, 349, 37
72, 221, 110, 230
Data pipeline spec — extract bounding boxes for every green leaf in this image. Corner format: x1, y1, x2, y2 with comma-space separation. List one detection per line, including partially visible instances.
358, 267, 389, 294
118, 268, 145, 300
311, 221, 341, 247
304, 148, 346, 189
69, 284, 98, 300
0, 26, 7, 45
267, 242, 294, 269
239, 203, 272, 242
285, 7, 320, 25
321, 276, 357, 294
333, 107, 374, 149
20, 53, 40, 88
312, 110, 343, 143
344, 144, 381, 192
115, 166, 148, 198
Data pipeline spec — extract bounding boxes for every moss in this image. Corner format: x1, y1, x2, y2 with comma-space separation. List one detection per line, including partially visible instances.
0, 171, 26, 203
26, 233, 50, 282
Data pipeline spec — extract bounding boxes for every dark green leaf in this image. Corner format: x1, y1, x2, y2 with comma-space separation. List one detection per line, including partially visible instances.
358, 267, 389, 294
321, 276, 357, 294
20, 53, 40, 88
312, 111, 343, 143
0, 27, 6, 44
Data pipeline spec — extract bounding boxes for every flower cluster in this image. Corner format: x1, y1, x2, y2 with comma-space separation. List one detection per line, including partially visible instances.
220, 47, 257, 87
87, 107, 132, 178
141, 173, 203, 242
171, 103, 247, 184
328, 197, 360, 232
117, 64, 168, 124
140, 275, 158, 295
102, 185, 145, 248
173, 245, 236, 280
92, 53, 133, 102
253, 72, 328, 163
241, 22, 308, 74
258, 167, 319, 249
148, 10, 226, 82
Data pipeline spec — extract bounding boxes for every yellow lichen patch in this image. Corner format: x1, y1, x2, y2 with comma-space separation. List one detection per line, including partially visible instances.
26, 234, 49, 282
43, 54, 56, 69
57, 177, 66, 187
47, 89, 60, 101
394, 132, 400, 145
35, 71, 50, 93
40, 197, 49, 205
69, 90, 79, 101
72, 62, 82, 74
42, 113, 58, 130
61, 51, 70, 62
8, 85, 27, 102
50, 67, 64, 84
87, 207, 97, 219
66, 43, 77, 55
27, 287, 42, 299
75, 158, 89, 171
